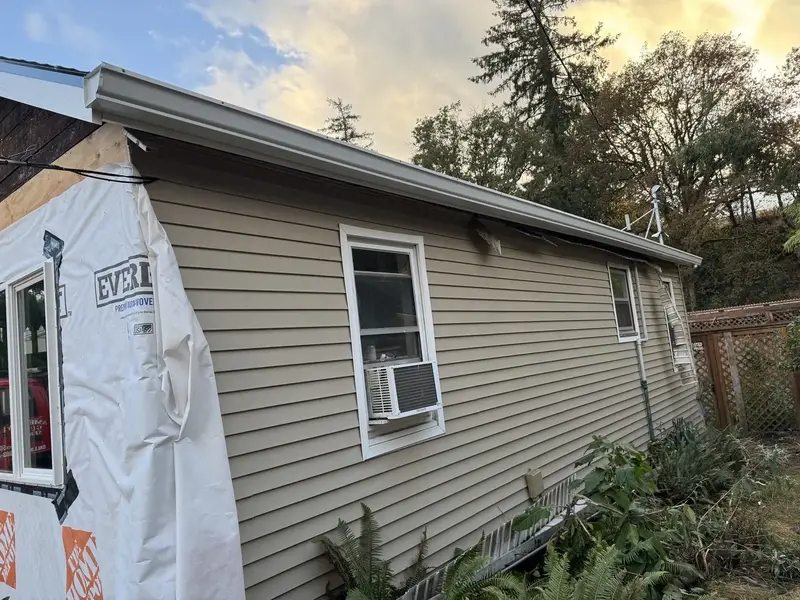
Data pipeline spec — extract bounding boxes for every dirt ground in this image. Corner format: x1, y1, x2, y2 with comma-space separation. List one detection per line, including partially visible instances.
711, 437, 800, 600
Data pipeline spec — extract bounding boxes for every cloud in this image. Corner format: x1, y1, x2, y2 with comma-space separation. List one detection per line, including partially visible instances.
24, 12, 48, 42
192, 0, 796, 160
192, 0, 495, 159
22, 9, 103, 57
54, 12, 103, 56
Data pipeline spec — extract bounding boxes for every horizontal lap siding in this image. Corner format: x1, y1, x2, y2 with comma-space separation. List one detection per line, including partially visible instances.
136, 144, 696, 600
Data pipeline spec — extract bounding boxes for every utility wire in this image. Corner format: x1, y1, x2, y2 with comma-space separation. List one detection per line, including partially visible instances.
0, 157, 157, 185
521, 0, 652, 195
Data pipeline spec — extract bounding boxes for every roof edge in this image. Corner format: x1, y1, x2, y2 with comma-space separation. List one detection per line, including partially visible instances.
85, 64, 701, 267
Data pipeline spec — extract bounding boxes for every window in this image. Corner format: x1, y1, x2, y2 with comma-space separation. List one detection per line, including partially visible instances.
340, 225, 444, 459
0, 262, 63, 486
608, 265, 641, 342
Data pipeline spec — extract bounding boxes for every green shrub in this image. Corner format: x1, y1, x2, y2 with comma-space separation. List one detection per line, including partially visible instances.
648, 422, 745, 504
528, 545, 669, 600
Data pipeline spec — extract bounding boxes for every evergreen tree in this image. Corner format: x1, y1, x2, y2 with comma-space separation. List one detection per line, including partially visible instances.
471, 0, 616, 146
320, 97, 374, 148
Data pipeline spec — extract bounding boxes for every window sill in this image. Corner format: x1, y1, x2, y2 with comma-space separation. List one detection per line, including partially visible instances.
0, 472, 61, 489
363, 421, 445, 460
617, 335, 641, 344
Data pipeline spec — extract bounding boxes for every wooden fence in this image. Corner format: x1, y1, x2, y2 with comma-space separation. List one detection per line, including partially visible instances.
689, 299, 800, 434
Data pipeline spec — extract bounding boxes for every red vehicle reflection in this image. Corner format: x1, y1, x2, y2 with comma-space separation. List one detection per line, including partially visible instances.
0, 378, 52, 471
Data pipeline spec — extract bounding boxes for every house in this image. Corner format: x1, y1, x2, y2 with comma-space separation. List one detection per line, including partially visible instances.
0, 58, 702, 600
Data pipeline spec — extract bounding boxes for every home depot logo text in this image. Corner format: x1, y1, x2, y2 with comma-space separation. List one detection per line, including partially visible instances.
94, 255, 153, 308
0, 510, 15, 589
63, 527, 103, 600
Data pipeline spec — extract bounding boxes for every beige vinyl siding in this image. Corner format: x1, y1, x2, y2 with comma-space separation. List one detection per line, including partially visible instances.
133, 142, 700, 600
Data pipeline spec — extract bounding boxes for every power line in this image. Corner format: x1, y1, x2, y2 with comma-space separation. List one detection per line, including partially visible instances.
521, 0, 652, 195
0, 157, 157, 185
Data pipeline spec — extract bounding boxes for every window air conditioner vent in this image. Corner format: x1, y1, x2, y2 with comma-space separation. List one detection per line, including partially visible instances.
365, 361, 441, 420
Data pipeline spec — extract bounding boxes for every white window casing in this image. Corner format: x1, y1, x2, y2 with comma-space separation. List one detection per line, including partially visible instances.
607, 263, 642, 343
0, 261, 64, 487
632, 266, 648, 342
340, 225, 445, 460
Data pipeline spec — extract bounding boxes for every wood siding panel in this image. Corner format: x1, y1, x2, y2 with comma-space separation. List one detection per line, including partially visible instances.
135, 141, 700, 600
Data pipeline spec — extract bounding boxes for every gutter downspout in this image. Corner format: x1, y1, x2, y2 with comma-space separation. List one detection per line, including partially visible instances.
636, 338, 656, 441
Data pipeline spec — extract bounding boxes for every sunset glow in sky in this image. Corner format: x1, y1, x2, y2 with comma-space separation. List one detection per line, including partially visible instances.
2, 0, 795, 159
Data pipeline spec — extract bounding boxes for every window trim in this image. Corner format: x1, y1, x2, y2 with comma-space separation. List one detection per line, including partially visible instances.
0, 261, 64, 488
632, 266, 648, 342
607, 263, 641, 343
340, 224, 445, 460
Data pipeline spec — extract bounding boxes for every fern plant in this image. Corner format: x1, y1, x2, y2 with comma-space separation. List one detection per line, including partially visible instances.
320, 504, 430, 600
439, 536, 527, 600
529, 545, 668, 600
319, 503, 396, 600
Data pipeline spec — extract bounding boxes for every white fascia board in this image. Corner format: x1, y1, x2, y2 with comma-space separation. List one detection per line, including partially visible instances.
0, 71, 96, 123
84, 64, 702, 267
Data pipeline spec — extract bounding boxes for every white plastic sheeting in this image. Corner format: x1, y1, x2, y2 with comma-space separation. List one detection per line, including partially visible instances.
0, 164, 245, 599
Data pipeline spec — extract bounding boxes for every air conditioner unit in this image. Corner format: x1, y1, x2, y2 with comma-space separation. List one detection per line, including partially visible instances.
365, 361, 442, 420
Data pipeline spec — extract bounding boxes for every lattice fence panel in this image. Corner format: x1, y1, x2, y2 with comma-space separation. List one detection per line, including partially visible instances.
733, 331, 796, 433
717, 336, 739, 425
692, 341, 717, 425
691, 313, 770, 333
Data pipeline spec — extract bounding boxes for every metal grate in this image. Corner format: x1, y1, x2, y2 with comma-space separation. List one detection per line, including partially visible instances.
397, 475, 576, 600
365, 368, 393, 414
394, 363, 438, 413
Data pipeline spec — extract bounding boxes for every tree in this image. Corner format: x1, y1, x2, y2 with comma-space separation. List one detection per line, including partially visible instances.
320, 98, 373, 148
786, 204, 800, 253
410, 102, 537, 195
470, 0, 618, 218
471, 0, 616, 145
582, 32, 791, 251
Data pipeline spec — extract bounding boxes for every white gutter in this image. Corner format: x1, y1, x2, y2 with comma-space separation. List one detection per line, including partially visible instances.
84, 64, 701, 267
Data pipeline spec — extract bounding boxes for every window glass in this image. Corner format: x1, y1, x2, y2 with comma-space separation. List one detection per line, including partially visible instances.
615, 300, 635, 331
610, 268, 635, 335
353, 249, 411, 274
354, 275, 417, 330
609, 269, 629, 299
361, 332, 421, 364
18, 279, 52, 471
353, 247, 422, 365
0, 291, 10, 473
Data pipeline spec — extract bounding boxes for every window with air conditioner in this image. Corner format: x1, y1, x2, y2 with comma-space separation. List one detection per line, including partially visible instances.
340, 225, 445, 459
0, 262, 64, 487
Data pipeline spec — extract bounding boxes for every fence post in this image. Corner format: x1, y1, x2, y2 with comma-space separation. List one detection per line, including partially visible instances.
723, 332, 747, 434
704, 334, 731, 428
791, 371, 800, 430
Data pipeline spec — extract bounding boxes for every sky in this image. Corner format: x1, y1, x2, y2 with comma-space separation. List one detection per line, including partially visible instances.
0, 0, 797, 160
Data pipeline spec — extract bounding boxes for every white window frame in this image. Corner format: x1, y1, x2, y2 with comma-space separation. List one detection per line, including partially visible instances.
340, 224, 445, 460
607, 263, 642, 343
632, 266, 648, 342
0, 261, 64, 487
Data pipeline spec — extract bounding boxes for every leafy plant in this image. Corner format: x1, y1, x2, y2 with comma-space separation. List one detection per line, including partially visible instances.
320, 503, 427, 600
528, 545, 668, 600
648, 422, 745, 504
438, 536, 527, 600
402, 528, 431, 590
